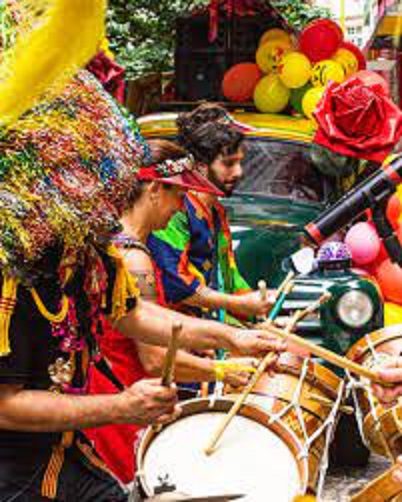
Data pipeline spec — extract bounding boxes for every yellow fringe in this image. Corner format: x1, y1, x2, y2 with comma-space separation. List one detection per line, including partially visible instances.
0, 0, 106, 126
107, 244, 140, 323
0, 275, 18, 357
30, 288, 69, 324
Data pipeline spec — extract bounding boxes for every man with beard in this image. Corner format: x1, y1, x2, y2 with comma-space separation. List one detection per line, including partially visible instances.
148, 103, 272, 322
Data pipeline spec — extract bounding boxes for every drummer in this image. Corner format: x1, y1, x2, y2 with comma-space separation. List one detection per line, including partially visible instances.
148, 103, 275, 322
86, 138, 266, 484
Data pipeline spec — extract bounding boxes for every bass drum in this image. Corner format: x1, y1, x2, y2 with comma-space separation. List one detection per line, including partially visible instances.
136, 398, 309, 502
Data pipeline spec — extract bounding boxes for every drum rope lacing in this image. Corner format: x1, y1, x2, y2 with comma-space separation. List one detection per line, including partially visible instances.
345, 334, 397, 462
267, 358, 345, 499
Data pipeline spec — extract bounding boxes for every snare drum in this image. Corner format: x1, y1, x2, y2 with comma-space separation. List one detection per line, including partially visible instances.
136, 397, 308, 502
347, 325, 402, 460
226, 353, 344, 493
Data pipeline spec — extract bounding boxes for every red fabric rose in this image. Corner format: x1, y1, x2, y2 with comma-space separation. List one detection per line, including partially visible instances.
313, 72, 402, 163
87, 51, 126, 104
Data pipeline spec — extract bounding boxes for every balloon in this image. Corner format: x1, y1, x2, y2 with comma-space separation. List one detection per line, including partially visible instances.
376, 259, 402, 304
333, 48, 358, 77
299, 19, 343, 63
259, 28, 292, 47
386, 193, 401, 230
385, 302, 402, 326
311, 60, 345, 87
253, 74, 290, 113
290, 83, 312, 114
278, 52, 312, 89
302, 86, 325, 119
339, 41, 366, 70
222, 63, 262, 102
256, 39, 292, 74
345, 222, 381, 265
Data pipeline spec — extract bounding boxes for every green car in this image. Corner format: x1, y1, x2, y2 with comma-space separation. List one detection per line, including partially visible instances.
138, 111, 384, 356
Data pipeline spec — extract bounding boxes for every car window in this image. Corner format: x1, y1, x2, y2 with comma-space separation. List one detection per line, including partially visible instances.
236, 138, 325, 203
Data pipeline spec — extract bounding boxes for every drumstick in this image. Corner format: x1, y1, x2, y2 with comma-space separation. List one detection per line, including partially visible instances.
152, 322, 182, 433
273, 271, 295, 303
161, 321, 182, 387
204, 311, 300, 456
260, 322, 389, 385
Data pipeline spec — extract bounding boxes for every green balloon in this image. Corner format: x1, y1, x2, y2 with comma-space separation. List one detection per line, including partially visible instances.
290, 83, 312, 115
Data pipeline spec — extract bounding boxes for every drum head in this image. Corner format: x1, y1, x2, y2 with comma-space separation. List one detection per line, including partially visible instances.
138, 399, 306, 502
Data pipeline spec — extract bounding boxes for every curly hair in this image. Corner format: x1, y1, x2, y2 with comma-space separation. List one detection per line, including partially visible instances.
177, 103, 244, 165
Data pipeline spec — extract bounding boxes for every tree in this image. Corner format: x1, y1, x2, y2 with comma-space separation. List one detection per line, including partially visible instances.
107, 0, 205, 79
270, 0, 331, 30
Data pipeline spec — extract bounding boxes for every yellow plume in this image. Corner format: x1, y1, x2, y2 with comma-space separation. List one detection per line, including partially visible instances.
0, 0, 106, 126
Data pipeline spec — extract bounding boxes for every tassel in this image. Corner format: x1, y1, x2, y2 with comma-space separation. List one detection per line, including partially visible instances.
41, 431, 74, 499
107, 244, 140, 323
0, 0, 107, 126
0, 274, 18, 357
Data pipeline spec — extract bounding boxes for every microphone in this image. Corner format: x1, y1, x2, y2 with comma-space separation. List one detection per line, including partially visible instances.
305, 155, 402, 265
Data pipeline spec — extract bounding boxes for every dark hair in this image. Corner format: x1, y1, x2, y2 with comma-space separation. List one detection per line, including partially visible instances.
177, 103, 244, 165
125, 139, 188, 209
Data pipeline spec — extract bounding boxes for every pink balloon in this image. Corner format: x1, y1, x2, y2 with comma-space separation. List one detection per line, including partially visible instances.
345, 222, 381, 265
376, 259, 402, 304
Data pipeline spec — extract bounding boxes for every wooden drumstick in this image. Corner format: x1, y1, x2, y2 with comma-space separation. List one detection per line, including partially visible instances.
273, 271, 295, 303
257, 279, 268, 321
260, 323, 389, 385
153, 322, 182, 433
204, 311, 300, 456
161, 321, 182, 387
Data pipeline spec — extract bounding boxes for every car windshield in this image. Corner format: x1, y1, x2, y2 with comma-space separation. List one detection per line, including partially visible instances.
235, 137, 325, 203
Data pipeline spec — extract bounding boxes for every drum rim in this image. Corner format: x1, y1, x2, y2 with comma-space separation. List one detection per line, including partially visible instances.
363, 404, 402, 457
135, 397, 309, 498
347, 325, 402, 363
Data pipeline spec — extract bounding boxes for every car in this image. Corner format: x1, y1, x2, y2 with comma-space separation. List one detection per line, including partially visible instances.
138, 111, 384, 357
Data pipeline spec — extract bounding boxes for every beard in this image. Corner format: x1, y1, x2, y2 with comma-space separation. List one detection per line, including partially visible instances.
207, 171, 240, 197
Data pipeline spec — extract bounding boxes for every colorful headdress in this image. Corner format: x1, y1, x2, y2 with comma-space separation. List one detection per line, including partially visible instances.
137, 155, 224, 195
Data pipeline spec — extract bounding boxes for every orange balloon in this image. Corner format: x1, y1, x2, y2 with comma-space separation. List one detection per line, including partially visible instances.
222, 63, 262, 102
386, 193, 401, 230
376, 258, 402, 304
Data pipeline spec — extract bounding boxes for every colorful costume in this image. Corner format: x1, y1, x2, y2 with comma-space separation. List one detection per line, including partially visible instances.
149, 192, 250, 319
0, 70, 145, 500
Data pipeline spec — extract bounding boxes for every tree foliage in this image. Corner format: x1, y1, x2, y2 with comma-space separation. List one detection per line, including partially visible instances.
107, 1, 331, 79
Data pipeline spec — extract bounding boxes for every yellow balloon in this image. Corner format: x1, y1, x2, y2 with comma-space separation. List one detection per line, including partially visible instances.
278, 52, 312, 89
333, 48, 358, 77
259, 28, 292, 47
302, 86, 325, 119
254, 74, 291, 113
385, 302, 402, 326
256, 39, 292, 74
311, 60, 345, 87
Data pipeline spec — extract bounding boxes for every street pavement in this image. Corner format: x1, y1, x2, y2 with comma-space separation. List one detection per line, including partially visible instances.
322, 455, 391, 501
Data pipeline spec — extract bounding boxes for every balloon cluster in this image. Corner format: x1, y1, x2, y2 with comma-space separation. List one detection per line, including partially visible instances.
341, 181, 402, 325
222, 19, 366, 118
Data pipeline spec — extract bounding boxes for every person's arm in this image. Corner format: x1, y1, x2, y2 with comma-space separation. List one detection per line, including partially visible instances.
0, 380, 179, 432
185, 286, 275, 318
116, 298, 286, 357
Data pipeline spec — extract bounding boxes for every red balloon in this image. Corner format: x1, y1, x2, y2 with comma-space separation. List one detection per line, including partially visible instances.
299, 19, 343, 63
222, 63, 262, 102
376, 258, 402, 304
386, 194, 401, 230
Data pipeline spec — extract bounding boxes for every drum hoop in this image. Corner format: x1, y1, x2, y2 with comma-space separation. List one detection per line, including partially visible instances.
135, 397, 309, 497
347, 327, 402, 363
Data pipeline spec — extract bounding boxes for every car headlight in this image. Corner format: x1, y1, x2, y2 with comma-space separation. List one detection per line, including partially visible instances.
336, 290, 374, 328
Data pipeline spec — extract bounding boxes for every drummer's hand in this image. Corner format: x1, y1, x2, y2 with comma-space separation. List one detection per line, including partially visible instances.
117, 379, 181, 426
221, 357, 259, 388
392, 456, 402, 484
232, 329, 286, 357
372, 358, 402, 408
230, 290, 276, 318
